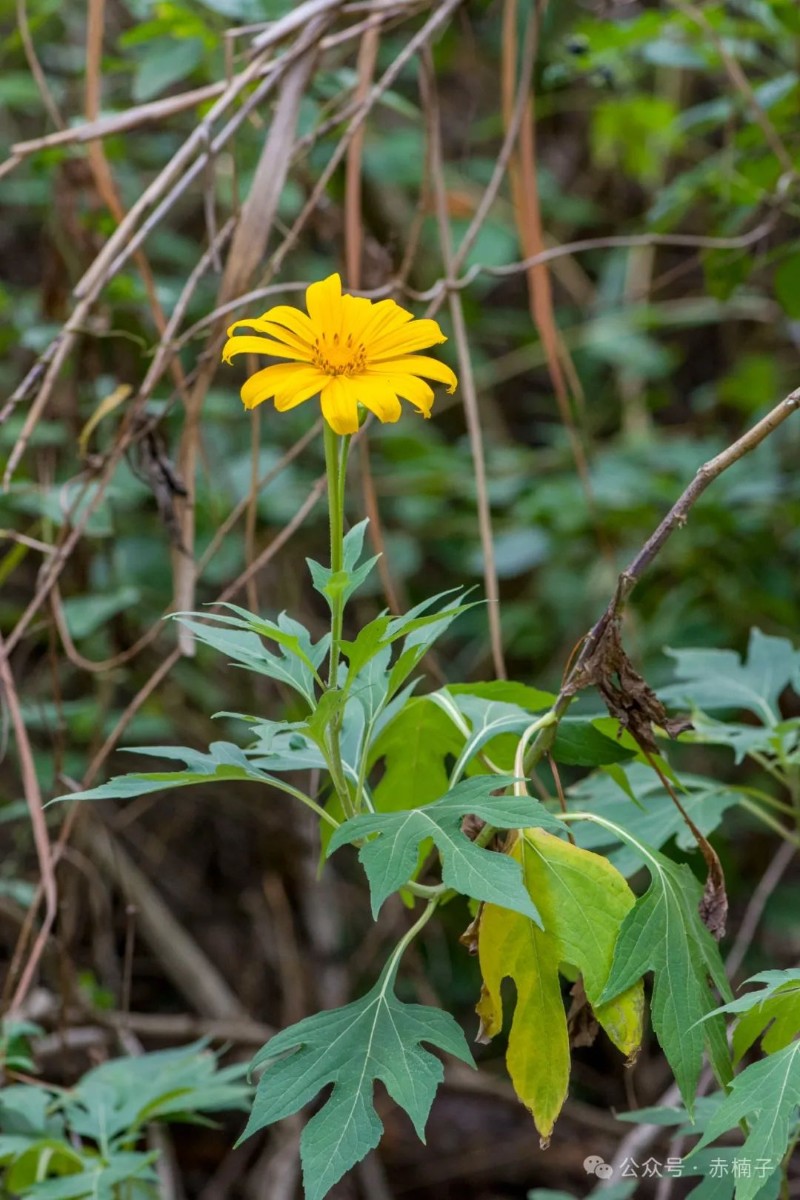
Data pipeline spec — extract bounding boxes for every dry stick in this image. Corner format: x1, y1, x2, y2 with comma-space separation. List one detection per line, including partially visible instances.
0, 633, 57, 1016
425, 0, 536, 322
216, 475, 328, 606
174, 21, 326, 655
82, 818, 247, 1019
15, 0, 65, 131
84, 0, 190, 405
25, 223, 237, 686
83, 649, 181, 789
524, 386, 800, 773
344, 25, 379, 291
724, 839, 797, 981
195, 420, 321, 576
0, 50, 277, 455
77, 1, 388, 302
47, 421, 319, 677
49, 584, 164, 674
248, 0, 362, 51
71, 41, 280, 304
140, 217, 237, 401
1, 4, 386, 170
2, 799, 83, 1013
8, 76, 272, 158
1, 224, 231, 659
670, 0, 795, 176
97, 1010, 273, 1044
503, 0, 600, 536
84, 0, 195, 648
202, 203, 781, 340
6, 449, 372, 1012
344, 23, 408, 616
422, 54, 507, 680
4, 30, 316, 446
265, 0, 464, 284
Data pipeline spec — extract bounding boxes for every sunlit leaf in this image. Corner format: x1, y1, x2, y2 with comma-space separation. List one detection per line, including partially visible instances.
476, 829, 643, 1139
242, 961, 473, 1200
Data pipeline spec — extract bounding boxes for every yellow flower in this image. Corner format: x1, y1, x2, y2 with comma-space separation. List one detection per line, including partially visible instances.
221, 273, 457, 435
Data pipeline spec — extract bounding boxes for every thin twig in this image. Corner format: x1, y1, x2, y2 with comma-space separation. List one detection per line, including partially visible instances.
724, 839, 797, 979
422, 52, 507, 679
525, 386, 800, 772
0, 632, 57, 1015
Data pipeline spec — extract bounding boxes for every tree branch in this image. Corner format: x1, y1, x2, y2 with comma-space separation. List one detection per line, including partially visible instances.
525, 385, 800, 771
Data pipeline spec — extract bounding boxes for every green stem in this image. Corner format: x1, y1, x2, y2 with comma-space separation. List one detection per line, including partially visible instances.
737, 797, 800, 847
323, 424, 350, 688
275, 779, 342, 830
384, 897, 440, 980
322, 424, 355, 815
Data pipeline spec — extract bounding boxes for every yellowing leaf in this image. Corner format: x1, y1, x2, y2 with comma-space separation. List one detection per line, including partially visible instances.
78, 384, 132, 457
476, 894, 568, 1138
476, 829, 644, 1139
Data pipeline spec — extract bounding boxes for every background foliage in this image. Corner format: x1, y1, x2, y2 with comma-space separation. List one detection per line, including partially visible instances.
1, 0, 799, 1196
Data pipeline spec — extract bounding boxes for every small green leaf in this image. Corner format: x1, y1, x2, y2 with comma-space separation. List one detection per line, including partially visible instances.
660, 628, 800, 724
448, 681, 555, 709
677, 712, 799, 765
570, 763, 741, 878
132, 37, 206, 102
552, 717, 637, 767
699, 970, 800, 1061
242, 963, 474, 1200
50, 743, 297, 805
688, 1042, 800, 1200
307, 519, 379, 612
61, 587, 140, 640
176, 614, 324, 705
594, 822, 733, 1110
328, 775, 564, 922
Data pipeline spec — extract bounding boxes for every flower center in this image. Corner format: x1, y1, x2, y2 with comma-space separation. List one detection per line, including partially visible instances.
312, 331, 367, 377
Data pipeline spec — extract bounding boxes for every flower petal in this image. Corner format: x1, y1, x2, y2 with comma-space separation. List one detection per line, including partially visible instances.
359, 298, 414, 344
223, 334, 305, 364
240, 363, 321, 410
368, 318, 447, 361
340, 294, 375, 342
320, 377, 360, 435
226, 318, 313, 359
274, 373, 325, 411
306, 274, 343, 335
367, 355, 458, 392
354, 377, 402, 424
381, 373, 435, 416
251, 304, 317, 344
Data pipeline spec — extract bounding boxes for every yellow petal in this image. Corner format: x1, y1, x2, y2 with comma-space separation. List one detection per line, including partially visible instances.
368, 318, 447, 361
305, 273, 343, 335
359, 298, 414, 345
226, 318, 312, 360
367, 355, 457, 393
340, 294, 376, 342
274, 373, 325, 411
252, 304, 317, 344
222, 334, 304, 364
320, 377, 359, 435
240, 363, 319, 409
353, 377, 402, 424
381, 373, 434, 416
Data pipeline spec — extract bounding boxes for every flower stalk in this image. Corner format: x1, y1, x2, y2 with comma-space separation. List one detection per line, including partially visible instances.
324, 424, 350, 689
